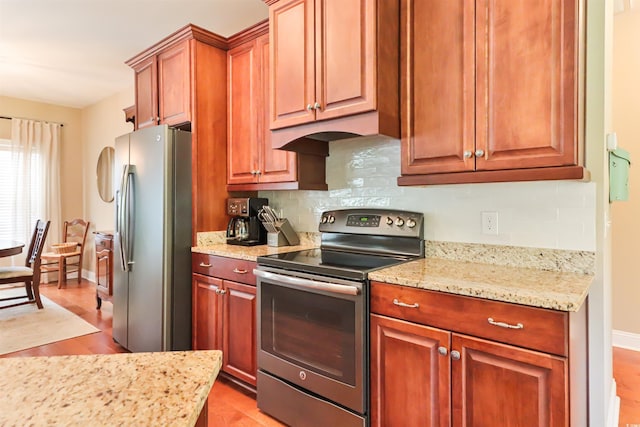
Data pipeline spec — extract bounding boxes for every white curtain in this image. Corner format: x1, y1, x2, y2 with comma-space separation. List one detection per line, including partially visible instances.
6, 118, 62, 263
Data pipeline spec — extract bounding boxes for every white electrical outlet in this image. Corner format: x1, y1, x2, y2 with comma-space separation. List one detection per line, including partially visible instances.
481, 211, 498, 235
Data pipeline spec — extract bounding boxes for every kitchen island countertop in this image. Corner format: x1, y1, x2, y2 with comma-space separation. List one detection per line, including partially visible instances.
0, 350, 222, 427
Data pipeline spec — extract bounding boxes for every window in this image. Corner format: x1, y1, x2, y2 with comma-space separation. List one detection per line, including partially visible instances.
0, 138, 45, 243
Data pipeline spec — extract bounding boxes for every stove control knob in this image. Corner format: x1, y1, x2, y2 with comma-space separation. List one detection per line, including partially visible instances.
395, 217, 405, 227
328, 215, 335, 224
321, 216, 328, 224
386, 217, 394, 226
406, 218, 417, 228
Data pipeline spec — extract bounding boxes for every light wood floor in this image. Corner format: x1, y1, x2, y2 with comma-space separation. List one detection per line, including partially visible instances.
2, 279, 638, 426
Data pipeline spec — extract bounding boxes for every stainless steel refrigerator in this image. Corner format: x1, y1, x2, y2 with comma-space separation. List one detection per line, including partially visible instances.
113, 124, 192, 352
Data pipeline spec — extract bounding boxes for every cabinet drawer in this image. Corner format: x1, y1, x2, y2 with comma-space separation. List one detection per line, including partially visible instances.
95, 233, 113, 251
370, 281, 568, 357
192, 253, 257, 286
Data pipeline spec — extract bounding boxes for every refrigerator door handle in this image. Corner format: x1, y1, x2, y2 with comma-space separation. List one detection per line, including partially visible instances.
118, 164, 131, 271
127, 165, 136, 268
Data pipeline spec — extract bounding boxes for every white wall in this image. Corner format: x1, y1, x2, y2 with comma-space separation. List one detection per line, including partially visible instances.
80, 88, 134, 273
262, 137, 596, 251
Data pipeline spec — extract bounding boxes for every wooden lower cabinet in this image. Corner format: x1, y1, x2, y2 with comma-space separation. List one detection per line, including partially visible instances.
192, 254, 257, 388
452, 334, 567, 426
192, 274, 223, 351
370, 281, 586, 427
371, 314, 567, 427
94, 232, 113, 310
221, 280, 257, 385
370, 314, 451, 427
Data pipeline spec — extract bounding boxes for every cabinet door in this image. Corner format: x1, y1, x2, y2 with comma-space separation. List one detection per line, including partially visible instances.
134, 56, 158, 130
227, 40, 259, 184
370, 314, 451, 427
222, 280, 257, 386
269, 0, 315, 129
257, 34, 297, 183
192, 274, 222, 351
314, 0, 376, 121
400, 0, 475, 175
95, 249, 111, 297
475, 0, 578, 171
452, 334, 567, 426
157, 39, 191, 127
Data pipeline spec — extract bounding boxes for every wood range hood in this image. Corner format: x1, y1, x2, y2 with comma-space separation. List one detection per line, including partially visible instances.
270, 110, 400, 157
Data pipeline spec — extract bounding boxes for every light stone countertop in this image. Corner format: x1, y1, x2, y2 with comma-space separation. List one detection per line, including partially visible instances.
193, 230, 319, 261
192, 243, 317, 261
0, 350, 222, 427
368, 257, 593, 312
192, 233, 593, 312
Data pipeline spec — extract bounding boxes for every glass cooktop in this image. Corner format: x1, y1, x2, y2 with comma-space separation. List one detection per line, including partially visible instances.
257, 248, 415, 281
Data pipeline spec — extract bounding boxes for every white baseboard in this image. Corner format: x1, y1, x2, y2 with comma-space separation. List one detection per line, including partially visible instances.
82, 268, 95, 283
607, 379, 620, 427
612, 329, 640, 351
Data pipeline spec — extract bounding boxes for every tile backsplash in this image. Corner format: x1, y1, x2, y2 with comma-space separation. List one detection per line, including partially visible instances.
260, 137, 596, 251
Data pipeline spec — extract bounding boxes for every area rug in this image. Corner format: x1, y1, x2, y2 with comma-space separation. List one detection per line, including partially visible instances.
0, 287, 100, 355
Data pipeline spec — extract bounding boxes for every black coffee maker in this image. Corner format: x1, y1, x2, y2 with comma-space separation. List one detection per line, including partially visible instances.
226, 197, 268, 246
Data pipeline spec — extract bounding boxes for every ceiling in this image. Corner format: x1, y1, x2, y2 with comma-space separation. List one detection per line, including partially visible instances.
0, 0, 268, 109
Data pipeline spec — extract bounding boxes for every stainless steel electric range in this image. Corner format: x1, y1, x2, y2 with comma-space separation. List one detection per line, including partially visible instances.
254, 208, 424, 427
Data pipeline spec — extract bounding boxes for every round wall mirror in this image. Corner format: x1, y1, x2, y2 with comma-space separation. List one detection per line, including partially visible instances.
96, 146, 115, 203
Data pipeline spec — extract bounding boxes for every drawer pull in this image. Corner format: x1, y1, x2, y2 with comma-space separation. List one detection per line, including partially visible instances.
393, 299, 419, 309
488, 317, 524, 330
233, 268, 248, 274
199, 262, 212, 268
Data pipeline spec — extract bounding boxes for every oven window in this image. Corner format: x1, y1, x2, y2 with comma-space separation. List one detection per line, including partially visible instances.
261, 282, 356, 385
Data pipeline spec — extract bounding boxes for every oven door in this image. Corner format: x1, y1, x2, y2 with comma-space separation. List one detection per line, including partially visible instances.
254, 267, 366, 413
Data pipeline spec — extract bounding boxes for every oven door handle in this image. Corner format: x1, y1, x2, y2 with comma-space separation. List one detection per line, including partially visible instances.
254, 269, 360, 296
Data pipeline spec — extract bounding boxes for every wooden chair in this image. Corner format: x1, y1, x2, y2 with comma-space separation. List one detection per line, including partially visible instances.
40, 219, 90, 288
0, 220, 51, 309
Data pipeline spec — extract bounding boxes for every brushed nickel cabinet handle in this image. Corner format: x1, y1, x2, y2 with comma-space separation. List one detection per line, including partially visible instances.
233, 268, 248, 274
487, 317, 524, 330
463, 150, 473, 159
475, 149, 485, 157
218, 289, 227, 295
306, 104, 313, 111
199, 262, 212, 268
438, 346, 448, 356
393, 298, 419, 309
451, 350, 461, 360
313, 102, 321, 110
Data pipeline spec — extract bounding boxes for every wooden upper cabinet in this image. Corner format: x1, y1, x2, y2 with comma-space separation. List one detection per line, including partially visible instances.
127, 24, 231, 242
452, 334, 568, 426
267, 0, 399, 147
257, 34, 297, 184
227, 23, 325, 191
134, 56, 158, 130
131, 39, 191, 129
400, 0, 475, 176
269, 0, 376, 128
228, 31, 296, 186
228, 40, 260, 184
157, 40, 191, 127
476, 0, 578, 171
269, 0, 315, 129
399, 0, 585, 185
